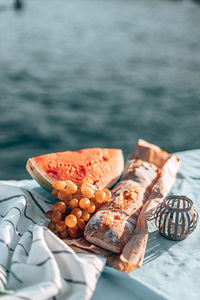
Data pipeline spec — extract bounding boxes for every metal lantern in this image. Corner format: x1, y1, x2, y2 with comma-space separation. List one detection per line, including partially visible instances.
154, 195, 198, 240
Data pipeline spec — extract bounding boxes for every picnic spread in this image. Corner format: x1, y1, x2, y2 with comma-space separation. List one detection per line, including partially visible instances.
0, 140, 199, 300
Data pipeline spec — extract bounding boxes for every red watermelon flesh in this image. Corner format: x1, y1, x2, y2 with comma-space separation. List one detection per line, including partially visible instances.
26, 148, 124, 192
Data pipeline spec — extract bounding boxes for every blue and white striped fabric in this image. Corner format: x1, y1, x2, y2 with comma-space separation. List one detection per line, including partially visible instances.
0, 181, 105, 300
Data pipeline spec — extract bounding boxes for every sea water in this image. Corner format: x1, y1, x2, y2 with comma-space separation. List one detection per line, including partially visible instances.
0, 0, 200, 179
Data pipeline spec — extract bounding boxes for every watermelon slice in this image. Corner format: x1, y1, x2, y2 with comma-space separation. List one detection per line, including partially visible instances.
26, 148, 124, 192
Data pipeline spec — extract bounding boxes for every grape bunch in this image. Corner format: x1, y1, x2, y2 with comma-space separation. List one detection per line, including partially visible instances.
45, 177, 111, 239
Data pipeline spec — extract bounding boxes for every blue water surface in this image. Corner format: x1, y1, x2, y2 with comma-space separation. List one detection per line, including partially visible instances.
0, 0, 200, 179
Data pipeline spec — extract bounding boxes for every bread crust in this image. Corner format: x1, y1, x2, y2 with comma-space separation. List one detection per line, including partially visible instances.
84, 159, 159, 253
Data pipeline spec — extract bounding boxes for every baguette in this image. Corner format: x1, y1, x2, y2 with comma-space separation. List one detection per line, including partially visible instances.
84, 159, 160, 253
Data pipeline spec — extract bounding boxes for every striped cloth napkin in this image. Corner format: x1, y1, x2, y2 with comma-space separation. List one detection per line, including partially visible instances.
0, 181, 106, 300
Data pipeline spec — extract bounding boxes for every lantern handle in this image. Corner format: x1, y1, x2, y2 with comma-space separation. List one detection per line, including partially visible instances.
143, 207, 158, 221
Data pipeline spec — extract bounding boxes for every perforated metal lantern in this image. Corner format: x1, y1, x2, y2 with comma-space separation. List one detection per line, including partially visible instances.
154, 195, 198, 240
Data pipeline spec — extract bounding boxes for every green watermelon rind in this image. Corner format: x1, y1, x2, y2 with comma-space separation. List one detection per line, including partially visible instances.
26, 159, 54, 192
